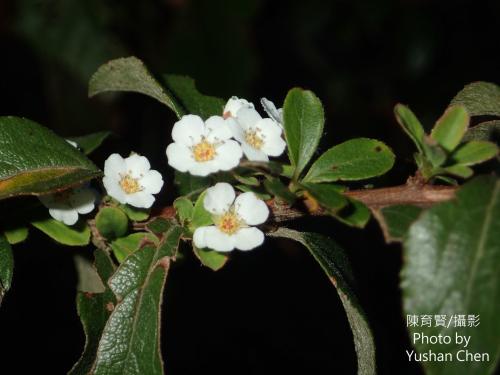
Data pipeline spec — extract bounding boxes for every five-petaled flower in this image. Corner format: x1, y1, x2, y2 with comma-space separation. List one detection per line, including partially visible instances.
103, 153, 164, 208
223, 96, 254, 118
39, 186, 96, 226
166, 114, 243, 176
232, 107, 286, 161
193, 182, 269, 252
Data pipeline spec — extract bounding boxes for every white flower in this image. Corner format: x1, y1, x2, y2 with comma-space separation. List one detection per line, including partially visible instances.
223, 96, 254, 118
193, 182, 269, 252
232, 107, 286, 161
166, 114, 243, 176
260, 97, 283, 126
39, 186, 96, 226
103, 153, 164, 208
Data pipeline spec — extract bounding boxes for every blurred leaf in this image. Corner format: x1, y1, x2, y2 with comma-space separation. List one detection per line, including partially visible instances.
463, 120, 500, 143
163, 75, 225, 120
270, 228, 376, 375
235, 185, 272, 200
89, 227, 182, 375
74, 255, 105, 293
233, 174, 260, 187
0, 117, 100, 200
174, 171, 210, 197
301, 183, 347, 213
450, 141, 498, 166
3, 226, 29, 245
402, 176, 500, 375
173, 197, 193, 225
68, 131, 111, 155
283, 88, 325, 180
264, 178, 296, 204
0, 234, 13, 305
193, 246, 228, 271
239, 160, 283, 176
430, 106, 469, 152
111, 232, 158, 263
423, 142, 447, 168
119, 204, 150, 222
441, 165, 473, 179
32, 218, 90, 246
451, 81, 500, 117
303, 138, 395, 183
373, 205, 422, 243
394, 104, 426, 153
70, 249, 116, 375
95, 207, 129, 240
188, 191, 212, 232
89, 57, 183, 117
147, 217, 171, 235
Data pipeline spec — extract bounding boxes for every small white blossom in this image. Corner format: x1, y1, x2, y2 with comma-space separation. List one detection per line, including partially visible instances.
260, 97, 283, 126
166, 114, 243, 176
103, 153, 164, 208
39, 187, 96, 226
232, 107, 286, 161
223, 96, 254, 118
193, 182, 269, 252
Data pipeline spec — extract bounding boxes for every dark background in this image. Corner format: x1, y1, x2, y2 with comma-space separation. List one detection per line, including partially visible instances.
1, 0, 499, 374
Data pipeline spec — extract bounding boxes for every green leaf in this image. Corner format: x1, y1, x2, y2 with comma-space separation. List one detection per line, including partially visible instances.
32, 218, 90, 246
193, 246, 228, 271
402, 176, 500, 375
0, 117, 101, 200
174, 171, 210, 197
70, 249, 116, 375
68, 131, 111, 155
441, 165, 473, 179
450, 140, 498, 166
335, 198, 371, 228
0, 234, 13, 305
147, 217, 171, 235
189, 191, 212, 232
302, 183, 348, 213
89, 227, 183, 375
120, 204, 150, 222
463, 120, 500, 143
95, 207, 129, 240
270, 228, 376, 375
173, 197, 193, 225
283, 88, 325, 180
89, 57, 183, 117
450, 81, 500, 117
111, 232, 158, 263
3, 226, 28, 245
303, 138, 395, 183
163, 75, 225, 120
394, 104, 426, 152
430, 106, 470, 152
373, 205, 422, 243
264, 177, 296, 204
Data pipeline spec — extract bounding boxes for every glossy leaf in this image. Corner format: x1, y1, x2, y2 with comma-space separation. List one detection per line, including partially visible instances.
89, 57, 183, 117
0, 117, 100, 200
95, 207, 129, 240
270, 228, 376, 375
0, 234, 13, 305
394, 104, 426, 152
402, 176, 500, 375
450, 81, 500, 117
450, 140, 498, 166
283, 88, 325, 179
3, 226, 29, 245
68, 131, 111, 155
303, 138, 395, 183
463, 120, 500, 143
430, 106, 469, 152
163, 75, 225, 120
90, 227, 182, 375
373, 205, 422, 243
193, 246, 228, 271
31, 218, 91, 246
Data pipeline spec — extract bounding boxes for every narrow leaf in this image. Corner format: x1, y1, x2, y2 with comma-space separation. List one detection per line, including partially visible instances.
270, 228, 376, 375
450, 81, 500, 117
402, 176, 500, 375
430, 105, 470, 152
394, 104, 426, 152
441, 164, 473, 179
450, 140, 498, 166
31, 218, 90, 246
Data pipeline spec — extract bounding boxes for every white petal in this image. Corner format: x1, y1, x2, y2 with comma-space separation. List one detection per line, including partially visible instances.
205, 116, 233, 142
223, 96, 254, 117
141, 170, 164, 194
241, 143, 269, 161
104, 153, 126, 178
256, 118, 283, 138
103, 177, 127, 204
231, 121, 246, 143
125, 154, 151, 177
204, 226, 235, 252
50, 208, 78, 226
236, 107, 261, 129
204, 182, 235, 215
213, 140, 242, 171
172, 115, 205, 146
193, 226, 209, 249
233, 227, 265, 251
260, 98, 283, 124
126, 191, 155, 209
261, 135, 286, 157
187, 161, 215, 177
234, 192, 269, 225
166, 143, 194, 173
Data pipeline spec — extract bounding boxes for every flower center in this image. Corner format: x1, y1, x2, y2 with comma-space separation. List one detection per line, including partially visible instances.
193, 139, 216, 162
245, 129, 264, 150
119, 174, 142, 194
216, 212, 242, 235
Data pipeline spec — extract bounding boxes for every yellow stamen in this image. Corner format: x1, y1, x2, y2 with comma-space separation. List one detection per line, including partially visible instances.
245, 129, 264, 150
193, 139, 216, 162
119, 174, 142, 194
216, 211, 242, 235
